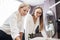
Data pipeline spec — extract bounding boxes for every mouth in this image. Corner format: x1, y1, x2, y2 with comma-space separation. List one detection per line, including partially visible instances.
23, 14, 26, 16
38, 16, 40, 17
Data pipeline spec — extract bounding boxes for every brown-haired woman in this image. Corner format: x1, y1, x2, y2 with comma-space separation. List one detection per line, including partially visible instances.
25, 6, 47, 40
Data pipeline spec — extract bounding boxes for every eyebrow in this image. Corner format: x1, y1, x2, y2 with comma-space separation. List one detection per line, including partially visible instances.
37, 11, 42, 13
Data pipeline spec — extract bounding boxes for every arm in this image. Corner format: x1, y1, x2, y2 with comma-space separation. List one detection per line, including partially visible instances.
25, 14, 34, 40
41, 29, 48, 38
9, 13, 21, 40
19, 32, 23, 40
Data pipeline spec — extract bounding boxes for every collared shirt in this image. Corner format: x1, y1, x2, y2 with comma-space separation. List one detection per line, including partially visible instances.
0, 11, 26, 40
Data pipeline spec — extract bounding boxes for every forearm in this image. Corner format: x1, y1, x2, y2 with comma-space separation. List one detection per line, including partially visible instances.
19, 32, 23, 40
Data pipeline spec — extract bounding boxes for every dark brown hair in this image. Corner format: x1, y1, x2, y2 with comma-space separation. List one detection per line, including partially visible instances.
32, 6, 43, 32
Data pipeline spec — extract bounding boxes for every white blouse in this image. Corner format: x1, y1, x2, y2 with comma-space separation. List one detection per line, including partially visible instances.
0, 11, 26, 40
25, 14, 47, 40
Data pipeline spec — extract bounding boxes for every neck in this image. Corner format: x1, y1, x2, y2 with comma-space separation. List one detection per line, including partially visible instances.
35, 15, 38, 19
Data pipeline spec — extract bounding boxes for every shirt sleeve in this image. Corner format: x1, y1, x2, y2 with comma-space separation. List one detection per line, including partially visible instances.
41, 29, 47, 38
20, 25, 24, 32
9, 13, 20, 40
25, 14, 34, 40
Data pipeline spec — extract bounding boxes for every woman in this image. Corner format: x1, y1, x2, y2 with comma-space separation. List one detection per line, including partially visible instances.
25, 6, 47, 40
0, 3, 30, 40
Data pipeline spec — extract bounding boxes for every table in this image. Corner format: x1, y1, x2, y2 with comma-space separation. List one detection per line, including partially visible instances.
30, 37, 60, 40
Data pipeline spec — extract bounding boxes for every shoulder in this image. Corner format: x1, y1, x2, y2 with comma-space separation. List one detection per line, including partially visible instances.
27, 13, 32, 19
2, 11, 18, 26
9, 11, 19, 19
12, 11, 18, 17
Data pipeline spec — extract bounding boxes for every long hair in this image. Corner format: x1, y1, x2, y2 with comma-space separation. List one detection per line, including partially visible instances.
39, 11, 43, 32
18, 3, 30, 10
17, 3, 30, 22
32, 6, 43, 32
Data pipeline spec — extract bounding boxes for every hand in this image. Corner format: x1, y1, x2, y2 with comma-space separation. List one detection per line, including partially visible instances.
15, 36, 21, 40
19, 32, 23, 40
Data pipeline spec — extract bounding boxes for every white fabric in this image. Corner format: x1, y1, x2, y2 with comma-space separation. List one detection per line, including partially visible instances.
0, 11, 26, 40
25, 14, 47, 40
30, 37, 60, 40
0, 0, 22, 26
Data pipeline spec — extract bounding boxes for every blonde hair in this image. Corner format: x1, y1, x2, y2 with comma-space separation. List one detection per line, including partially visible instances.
18, 3, 30, 10
17, 3, 30, 22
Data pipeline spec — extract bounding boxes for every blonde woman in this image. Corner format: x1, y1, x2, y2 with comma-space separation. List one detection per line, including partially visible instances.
0, 3, 30, 40
25, 6, 47, 40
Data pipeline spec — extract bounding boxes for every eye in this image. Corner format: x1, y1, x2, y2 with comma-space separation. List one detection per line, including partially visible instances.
37, 12, 41, 14
37, 12, 39, 13
27, 11, 28, 12
24, 10, 26, 11
24, 9, 28, 12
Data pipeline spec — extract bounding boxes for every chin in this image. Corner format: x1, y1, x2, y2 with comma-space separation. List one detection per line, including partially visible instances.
23, 15, 26, 16
38, 16, 40, 17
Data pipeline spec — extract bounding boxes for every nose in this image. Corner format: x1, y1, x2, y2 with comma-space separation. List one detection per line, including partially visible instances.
25, 11, 28, 14
39, 14, 42, 16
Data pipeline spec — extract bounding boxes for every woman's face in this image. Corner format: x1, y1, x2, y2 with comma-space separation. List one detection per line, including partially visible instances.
34, 8, 42, 18
19, 6, 29, 16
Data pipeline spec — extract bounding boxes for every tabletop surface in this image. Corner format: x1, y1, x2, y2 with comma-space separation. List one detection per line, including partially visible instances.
30, 37, 60, 40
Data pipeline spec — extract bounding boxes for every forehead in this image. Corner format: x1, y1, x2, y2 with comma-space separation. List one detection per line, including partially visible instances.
21, 6, 29, 10
35, 8, 42, 12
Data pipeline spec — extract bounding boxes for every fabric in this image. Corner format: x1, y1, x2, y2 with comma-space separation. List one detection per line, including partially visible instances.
35, 26, 43, 37
25, 14, 47, 40
22, 33, 25, 40
0, 30, 12, 40
0, 11, 26, 40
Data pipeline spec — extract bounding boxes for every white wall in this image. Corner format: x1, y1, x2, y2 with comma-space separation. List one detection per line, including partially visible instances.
0, 0, 22, 26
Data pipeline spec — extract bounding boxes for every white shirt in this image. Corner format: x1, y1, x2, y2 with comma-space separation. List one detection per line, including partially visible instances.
0, 11, 26, 40
25, 14, 47, 40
